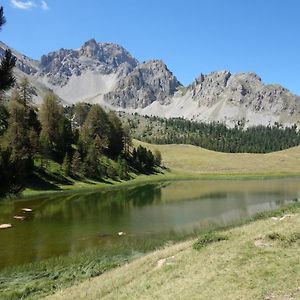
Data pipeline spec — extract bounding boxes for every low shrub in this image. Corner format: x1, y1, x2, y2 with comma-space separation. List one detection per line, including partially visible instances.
193, 232, 228, 251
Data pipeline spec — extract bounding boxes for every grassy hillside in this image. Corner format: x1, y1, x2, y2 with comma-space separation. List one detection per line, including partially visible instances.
45, 204, 300, 300
23, 141, 300, 196
135, 140, 300, 175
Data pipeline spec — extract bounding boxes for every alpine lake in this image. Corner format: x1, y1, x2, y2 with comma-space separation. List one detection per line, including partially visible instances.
0, 178, 300, 269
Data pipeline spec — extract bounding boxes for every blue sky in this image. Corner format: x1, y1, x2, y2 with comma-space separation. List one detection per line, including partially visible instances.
1, 0, 300, 94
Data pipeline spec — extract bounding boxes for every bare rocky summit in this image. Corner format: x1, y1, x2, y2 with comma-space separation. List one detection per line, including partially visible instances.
39, 39, 138, 87
0, 39, 299, 127
104, 60, 181, 108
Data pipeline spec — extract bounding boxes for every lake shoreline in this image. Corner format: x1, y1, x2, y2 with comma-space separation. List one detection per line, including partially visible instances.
22, 170, 300, 198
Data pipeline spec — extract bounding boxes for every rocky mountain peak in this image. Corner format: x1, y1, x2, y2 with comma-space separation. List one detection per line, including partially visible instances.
37, 39, 138, 87
79, 40, 138, 67
104, 59, 181, 108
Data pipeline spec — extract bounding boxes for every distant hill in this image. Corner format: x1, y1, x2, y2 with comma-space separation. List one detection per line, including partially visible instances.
135, 140, 300, 175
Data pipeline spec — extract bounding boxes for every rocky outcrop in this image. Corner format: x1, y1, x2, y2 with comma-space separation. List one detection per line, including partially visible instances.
104, 60, 181, 108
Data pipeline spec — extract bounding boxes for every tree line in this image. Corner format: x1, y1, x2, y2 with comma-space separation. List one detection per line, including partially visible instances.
125, 114, 300, 153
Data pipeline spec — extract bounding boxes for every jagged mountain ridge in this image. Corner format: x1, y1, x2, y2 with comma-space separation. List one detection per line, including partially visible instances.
0, 39, 299, 127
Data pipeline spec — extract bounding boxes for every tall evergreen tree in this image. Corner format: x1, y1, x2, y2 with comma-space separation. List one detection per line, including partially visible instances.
73, 102, 89, 128
0, 50, 15, 96
0, 7, 16, 95
6, 90, 32, 161
62, 153, 71, 176
39, 92, 72, 161
108, 111, 124, 156
122, 124, 132, 155
153, 149, 162, 166
80, 104, 110, 154
0, 6, 24, 197
71, 150, 82, 175
18, 77, 33, 107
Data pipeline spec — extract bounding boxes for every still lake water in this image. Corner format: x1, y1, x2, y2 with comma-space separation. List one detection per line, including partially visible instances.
0, 178, 299, 269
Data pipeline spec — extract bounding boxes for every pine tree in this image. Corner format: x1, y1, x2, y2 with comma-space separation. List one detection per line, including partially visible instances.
6, 90, 31, 161
0, 49, 15, 96
18, 77, 33, 107
73, 102, 89, 128
39, 92, 61, 157
80, 104, 110, 153
71, 150, 82, 175
122, 124, 132, 155
0, 146, 24, 197
153, 149, 162, 166
0, 7, 16, 96
108, 111, 124, 156
0, 104, 9, 135
62, 153, 71, 176
0, 7, 27, 196
94, 134, 106, 155
117, 156, 129, 180
83, 143, 101, 179
39, 92, 71, 161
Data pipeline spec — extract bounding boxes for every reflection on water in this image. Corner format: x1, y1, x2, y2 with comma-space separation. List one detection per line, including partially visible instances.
0, 178, 299, 268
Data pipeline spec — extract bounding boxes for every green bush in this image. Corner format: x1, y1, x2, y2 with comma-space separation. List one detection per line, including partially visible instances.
266, 232, 285, 241
193, 232, 228, 251
287, 232, 300, 244
266, 231, 300, 246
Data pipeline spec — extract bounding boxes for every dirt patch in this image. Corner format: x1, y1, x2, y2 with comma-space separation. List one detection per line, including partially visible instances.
254, 239, 272, 248
271, 214, 294, 222
264, 287, 300, 299
155, 255, 176, 269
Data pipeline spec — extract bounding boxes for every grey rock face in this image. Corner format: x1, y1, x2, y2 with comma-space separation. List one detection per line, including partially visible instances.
189, 70, 300, 117
39, 39, 138, 86
104, 60, 181, 108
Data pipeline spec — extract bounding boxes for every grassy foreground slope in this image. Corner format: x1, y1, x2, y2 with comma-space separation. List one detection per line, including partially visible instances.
46, 205, 300, 300
136, 140, 300, 175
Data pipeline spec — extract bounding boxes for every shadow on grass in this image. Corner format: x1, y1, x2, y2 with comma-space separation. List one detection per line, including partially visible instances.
25, 172, 61, 191
25, 166, 76, 191
70, 174, 114, 185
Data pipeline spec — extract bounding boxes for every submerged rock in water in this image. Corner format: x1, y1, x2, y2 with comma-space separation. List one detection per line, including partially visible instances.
22, 208, 33, 212
0, 224, 12, 229
13, 216, 26, 220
